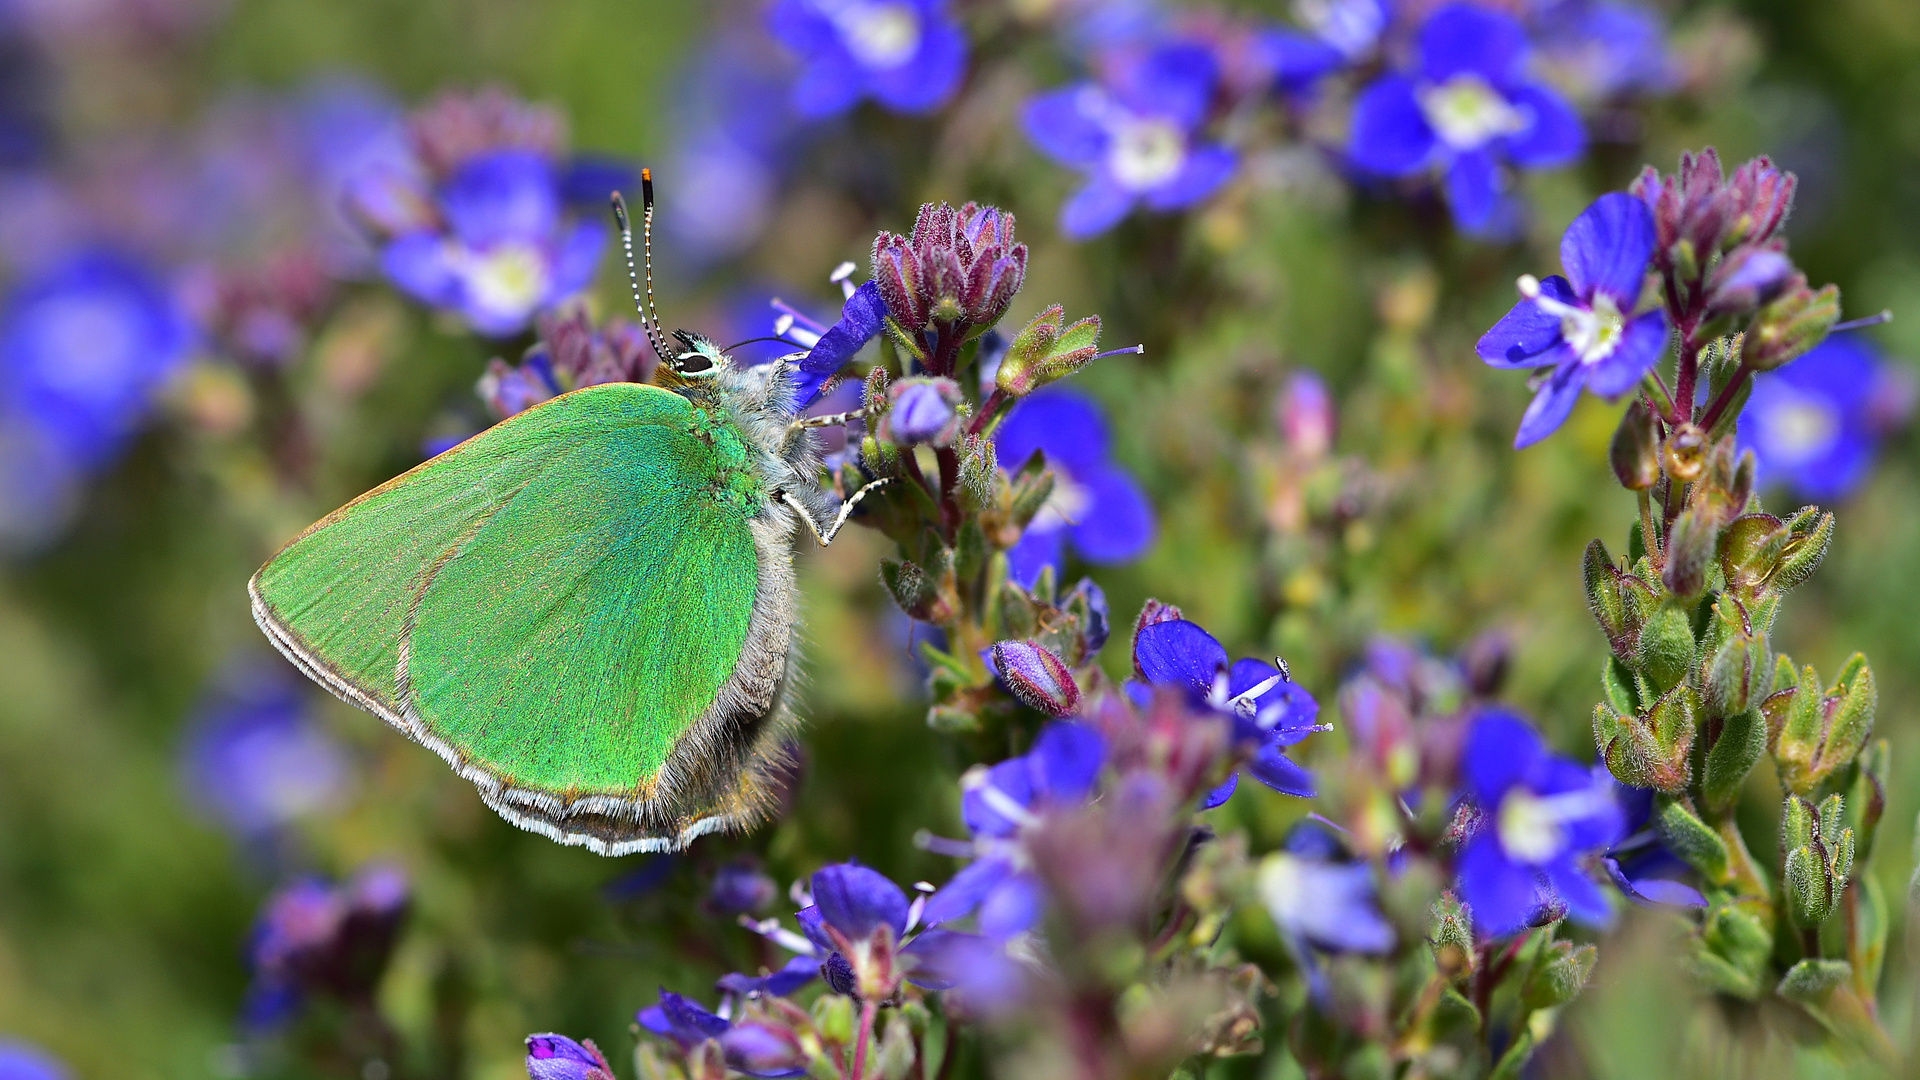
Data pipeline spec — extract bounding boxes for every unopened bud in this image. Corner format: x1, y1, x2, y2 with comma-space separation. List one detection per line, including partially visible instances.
1705, 245, 1795, 316
990, 640, 1082, 717
1743, 278, 1840, 371
1768, 508, 1834, 591
1610, 399, 1660, 490
1718, 513, 1789, 592
1661, 505, 1717, 600
880, 558, 952, 624
1768, 654, 1876, 795
995, 305, 1104, 397
1663, 423, 1708, 482
1636, 605, 1697, 693
877, 377, 963, 448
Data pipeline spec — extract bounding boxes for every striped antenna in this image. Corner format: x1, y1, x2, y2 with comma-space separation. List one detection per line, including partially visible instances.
610, 171, 672, 364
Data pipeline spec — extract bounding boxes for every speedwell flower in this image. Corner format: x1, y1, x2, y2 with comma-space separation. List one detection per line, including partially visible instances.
1349, 3, 1584, 236
994, 387, 1154, 586
1738, 335, 1900, 502
766, 0, 968, 118
1476, 192, 1668, 447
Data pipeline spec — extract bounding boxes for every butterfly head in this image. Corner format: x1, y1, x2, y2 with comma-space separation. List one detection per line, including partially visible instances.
663, 330, 729, 379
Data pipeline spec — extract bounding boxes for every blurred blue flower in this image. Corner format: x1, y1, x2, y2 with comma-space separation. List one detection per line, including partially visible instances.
716, 955, 820, 999
1131, 617, 1322, 804
0, 248, 194, 467
709, 860, 779, 915
1476, 192, 1667, 447
1531, 0, 1672, 102
767, 0, 967, 118
637, 989, 813, 1077
1257, 0, 1387, 94
922, 721, 1106, 938
1455, 711, 1621, 937
1023, 42, 1236, 238
245, 865, 409, 1025
664, 32, 802, 263
378, 149, 605, 336
993, 387, 1154, 585
525, 1034, 615, 1080
0, 1040, 68, 1080
1737, 335, 1894, 502
181, 659, 349, 840
637, 990, 732, 1052
1602, 779, 1708, 909
1349, 3, 1584, 236
1258, 822, 1395, 952
787, 862, 964, 999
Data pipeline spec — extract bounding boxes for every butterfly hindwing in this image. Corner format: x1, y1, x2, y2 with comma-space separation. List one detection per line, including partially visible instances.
251, 382, 797, 854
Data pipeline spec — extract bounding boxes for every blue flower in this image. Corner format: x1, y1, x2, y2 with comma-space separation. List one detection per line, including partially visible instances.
993, 387, 1155, 586
1256, 0, 1387, 94
378, 149, 605, 337
794, 862, 958, 999
179, 659, 350, 839
1257, 822, 1395, 953
1476, 192, 1668, 447
245, 865, 409, 1025
1454, 711, 1622, 937
0, 1041, 68, 1080
663, 32, 802, 262
922, 721, 1107, 938
786, 280, 888, 409
636, 991, 732, 1052
1023, 41, 1237, 238
0, 249, 193, 468
1348, 3, 1585, 236
1601, 779, 1708, 909
1530, 0, 1672, 102
1131, 618, 1322, 804
767, 0, 968, 119
715, 955, 821, 999
708, 860, 779, 915
525, 1034, 615, 1080
1737, 335, 1890, 502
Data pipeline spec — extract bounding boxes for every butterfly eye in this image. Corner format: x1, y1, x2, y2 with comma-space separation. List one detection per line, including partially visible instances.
675, 352, 714, 374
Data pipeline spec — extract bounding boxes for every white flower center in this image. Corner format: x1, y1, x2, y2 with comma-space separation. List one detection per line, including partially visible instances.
1496, 787, 1606, 864
833, 2, 922, 69
1106, 118, 1187, 191
459, 241, 551, 322
1418, 74, 1527, 151
1519, 276, 1628, 365
1762, 394, 1839, 466
1031, 469, 1090, 531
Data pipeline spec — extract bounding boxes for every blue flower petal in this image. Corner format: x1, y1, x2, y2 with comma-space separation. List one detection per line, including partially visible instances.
1461, 710, 1545, 805
1141, 144, 1236, 211
765, 0, 839, 55
1561, 192, 1657, 306
870, 16, 967, 113
1476, 275, 1577, 367
962, 757, 1036, 839
1029, 721, 1107, 803
440, 150, 559, 248
1503, 83, 1585, 169
1604, 857, 1708, 909
1443, 149, 1506, 235
1348, 75, 1434, 176
1121, 42, 1219, 128
1005, 526, 1066, 590
1257, 29, 1347, 92
381, 233, 458, 306
1060, 176, 1138, 239
1418, 3, 1529, 85
1455, 833, 1536, 937
1585, 310, 1669, 398
1247, 743, 1315, 797
551, 218, 608, 298
795, 905, 835, 954
1544, 860, 1614, 929
1134, 619, 1229, 692
977, 873, 1044, 938
791, 60, 866, 119
994, 388, 1113, 476
812, 863, 910, 941
793, 280, 887, 407
1200, 771, 1239, 809
1022, 87, 1109, 168
1513, 357, 1586, 448
921, 856, 1013, 927
1067, 464, 1156, 564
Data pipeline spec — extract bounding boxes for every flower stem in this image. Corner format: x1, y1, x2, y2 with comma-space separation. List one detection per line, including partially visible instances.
1637, 490, 1660, 559
850, 998, 878, 1080
1696, 363, 1753, 434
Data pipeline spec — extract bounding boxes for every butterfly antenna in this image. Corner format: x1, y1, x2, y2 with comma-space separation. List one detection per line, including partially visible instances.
611, 171, 673, 364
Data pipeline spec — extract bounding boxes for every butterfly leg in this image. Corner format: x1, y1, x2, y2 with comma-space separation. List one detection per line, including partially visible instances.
787, 405, 875, 433
777, 478, 891, 546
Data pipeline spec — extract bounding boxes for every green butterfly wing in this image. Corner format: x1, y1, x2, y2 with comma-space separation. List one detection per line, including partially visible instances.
250, 382, 800, 854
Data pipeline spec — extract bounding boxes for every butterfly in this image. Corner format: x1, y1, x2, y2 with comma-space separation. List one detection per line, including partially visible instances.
250, 171, 885, 855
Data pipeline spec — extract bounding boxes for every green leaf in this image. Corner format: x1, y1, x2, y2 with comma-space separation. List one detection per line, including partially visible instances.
1702, 708, 1766, 812
1654, 796, 1730, 882
1776, 959, 1851, 1003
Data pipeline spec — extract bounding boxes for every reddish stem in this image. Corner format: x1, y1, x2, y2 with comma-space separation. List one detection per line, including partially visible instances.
1697, 364, 1753, 433
850, 999, 878, 1080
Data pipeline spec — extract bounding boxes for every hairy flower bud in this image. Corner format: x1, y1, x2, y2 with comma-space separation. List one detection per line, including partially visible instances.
995, 305, 1103, 397
871, 202, 1028, 340
1663, 423, 1707, 482
1742, 277, 1839, 371
1705, 244, 1795, 316
1610, 400, 1660, 491
991, 640, 1082, 717
877, 377, 964, 448
1767, 654, 1875, 795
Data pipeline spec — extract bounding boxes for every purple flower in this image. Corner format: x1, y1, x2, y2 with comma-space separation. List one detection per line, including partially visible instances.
635, 990, 810, 1077
1601, 780, 1707, 909
377, 149, 605, 336
0, 249, 193, 469
922, 721, 1107, 938
988, 640, 1082, 717
994, 388, 1155, 586
767, 0, 967, 118
1258, 823, 1395, 953
716, 954, 820, 999
1476, 192, 1668, 447
636, 990, 731, 1052
1737, 336, 1892, 502
879, 376, 963, 447
787, 280, 888, 409
1348, 3, 1585, 236
525, 1034, 614, 1080
709, 860, 779, 915
1454, 712, 1622, 937
1023, 41, 1236, 238
663, 32, 802, 262
0, 1041, 68, 1080
1131, 618, 1322, 805
478, 310, 654, 420
180, 659, 350, 838
245, 865, 410, 1024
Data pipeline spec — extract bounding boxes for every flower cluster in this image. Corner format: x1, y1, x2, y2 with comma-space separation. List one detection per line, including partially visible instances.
244, 864, 410, 1026
346, 87, 608, 336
